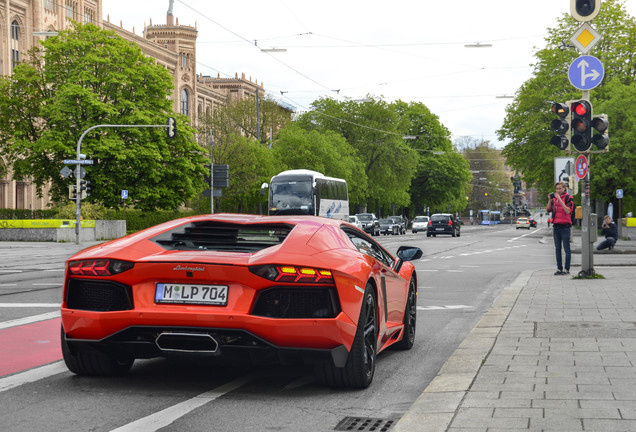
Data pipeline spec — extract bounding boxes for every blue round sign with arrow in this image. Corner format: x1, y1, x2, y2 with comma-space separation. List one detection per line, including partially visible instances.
568, 55, 604, 90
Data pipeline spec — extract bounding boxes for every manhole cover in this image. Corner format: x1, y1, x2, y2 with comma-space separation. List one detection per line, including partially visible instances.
334, 416, 395, 431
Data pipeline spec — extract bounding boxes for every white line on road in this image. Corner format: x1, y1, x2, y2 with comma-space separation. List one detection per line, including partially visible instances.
0, 270, 22, 273
0, 361, 67, 393
31, 283, 60, 286
109, 373, 259, 432
0, 310, 60, 330
417, 305, 474, 311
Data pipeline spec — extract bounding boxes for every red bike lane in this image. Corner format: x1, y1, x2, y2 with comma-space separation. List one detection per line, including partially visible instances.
0, 318, 62, 377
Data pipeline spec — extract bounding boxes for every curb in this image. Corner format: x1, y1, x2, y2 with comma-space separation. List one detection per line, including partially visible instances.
392, 270, 533, 432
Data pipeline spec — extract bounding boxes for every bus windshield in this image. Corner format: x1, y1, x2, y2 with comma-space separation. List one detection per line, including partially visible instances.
269, 177, 314, 215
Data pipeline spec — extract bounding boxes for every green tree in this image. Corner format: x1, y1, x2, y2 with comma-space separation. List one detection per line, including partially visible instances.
0, 23, 207, 211
392, 100, 471, 216
296, 96, 419, 214
271, 124, 368, 206
498, 0, 635, 212
460, 138, 513, 213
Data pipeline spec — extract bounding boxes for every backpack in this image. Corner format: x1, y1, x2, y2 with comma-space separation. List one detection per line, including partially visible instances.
552, 195, 576, 226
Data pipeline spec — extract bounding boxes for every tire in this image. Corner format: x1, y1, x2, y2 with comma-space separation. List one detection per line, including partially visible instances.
61, 326, 134, 376
426, 233, 431, 237
394, 277, 416, 350
412, 230, 417, 234
457, 230, 461, 237
452, 230, 456, 237
314, 284, 377, 388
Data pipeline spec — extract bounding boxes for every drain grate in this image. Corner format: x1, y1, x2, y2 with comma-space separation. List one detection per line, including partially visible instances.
334, 416, 395, 432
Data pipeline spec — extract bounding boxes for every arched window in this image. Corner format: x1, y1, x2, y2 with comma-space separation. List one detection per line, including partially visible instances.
180, 89, 189, 116
10, 21, 20, 70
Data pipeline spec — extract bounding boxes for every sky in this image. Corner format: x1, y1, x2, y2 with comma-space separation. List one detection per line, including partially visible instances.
102, 0, 635, 149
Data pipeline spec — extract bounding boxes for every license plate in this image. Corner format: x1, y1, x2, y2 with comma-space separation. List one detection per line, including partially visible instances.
436, 228, 444, 231
155, 283, 228, 305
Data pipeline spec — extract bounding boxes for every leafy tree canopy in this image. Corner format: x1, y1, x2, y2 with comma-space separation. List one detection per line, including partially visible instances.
498, 0, 635, 212
0, 23, 207, 211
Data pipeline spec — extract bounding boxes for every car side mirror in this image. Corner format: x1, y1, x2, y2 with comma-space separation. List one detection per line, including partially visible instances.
394, 246, 423, 272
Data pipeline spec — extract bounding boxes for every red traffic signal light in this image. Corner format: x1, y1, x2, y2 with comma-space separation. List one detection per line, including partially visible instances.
550, 102, 570, 151
570, 100, 592, 152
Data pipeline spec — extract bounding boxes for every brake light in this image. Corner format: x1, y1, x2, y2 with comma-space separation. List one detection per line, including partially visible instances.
428, 221, 432, 226
250, 265, 334, 284
68, 259, 134, 276
448, 219, 453, 226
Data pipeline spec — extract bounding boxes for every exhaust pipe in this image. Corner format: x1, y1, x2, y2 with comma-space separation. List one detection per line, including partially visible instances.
155, 332, 219, 353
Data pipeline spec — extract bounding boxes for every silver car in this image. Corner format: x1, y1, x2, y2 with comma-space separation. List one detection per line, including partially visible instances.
412, 215, 430, 234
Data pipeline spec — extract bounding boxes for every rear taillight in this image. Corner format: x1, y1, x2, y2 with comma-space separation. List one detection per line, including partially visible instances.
250, 265, 334, 284
448, 220, 453, 226
428, 221, 432, 226
68, 259, 134, 276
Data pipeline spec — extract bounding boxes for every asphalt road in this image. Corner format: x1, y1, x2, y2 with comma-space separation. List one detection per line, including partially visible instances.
0, 224, 579, 431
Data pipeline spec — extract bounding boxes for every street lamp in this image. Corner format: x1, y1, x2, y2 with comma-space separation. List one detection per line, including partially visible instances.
464, 42, 492, 48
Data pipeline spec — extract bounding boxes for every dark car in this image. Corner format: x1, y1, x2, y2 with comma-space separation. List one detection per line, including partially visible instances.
388, 216, 407, 234
379, 218, 400, 235
529, 218, 537, 228
356, 213, 380, 236
426, 213, 461, 237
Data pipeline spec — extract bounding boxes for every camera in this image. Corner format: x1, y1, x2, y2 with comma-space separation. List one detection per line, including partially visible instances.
549, 193, 555, 199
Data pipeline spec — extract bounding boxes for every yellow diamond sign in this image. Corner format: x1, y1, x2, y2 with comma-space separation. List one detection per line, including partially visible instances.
570, 23, 602, 54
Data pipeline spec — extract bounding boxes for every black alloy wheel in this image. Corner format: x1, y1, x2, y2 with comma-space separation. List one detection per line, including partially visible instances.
394, 277, 416, 350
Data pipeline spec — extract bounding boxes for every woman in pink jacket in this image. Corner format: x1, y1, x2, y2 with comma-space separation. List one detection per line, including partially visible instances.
546, 181, 575, 275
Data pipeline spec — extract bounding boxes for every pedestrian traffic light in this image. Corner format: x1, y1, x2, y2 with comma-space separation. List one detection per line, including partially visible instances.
166, 117, 177, 138
570, 100, 592, 152
550, 102, 570, 151
80, 180, 91, 198
68, 184, 78, 200
591, 114, 609, 151
570, 0, 601, 22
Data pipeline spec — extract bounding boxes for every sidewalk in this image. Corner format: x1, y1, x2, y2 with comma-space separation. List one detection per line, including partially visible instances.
395, 262, 636, 430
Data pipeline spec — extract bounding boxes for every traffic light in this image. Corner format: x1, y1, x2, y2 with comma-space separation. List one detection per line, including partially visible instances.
591, 114, 609, 151
68, 185, 78, 200
166, 117, 177, 138
570, 0, 601, 22
550, 102, 570, 151
80, 180, 91, 198
570, 100, 592, 152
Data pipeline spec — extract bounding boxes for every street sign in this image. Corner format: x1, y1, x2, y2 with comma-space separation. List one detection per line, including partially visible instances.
554, 157, 575, 186
616, 189, 623, 199
63, 159, 94, 165
569, 23, 602, 54
60, 166, 72, 178
568, 55, 604, 90
575, 154, 588, 180
121, 190, 128, 199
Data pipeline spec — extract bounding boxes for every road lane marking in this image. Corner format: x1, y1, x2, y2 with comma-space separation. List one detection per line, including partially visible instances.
0, 361, 67, 393
0, 311, 60, 330
110, 373, 260, 432
417, 305, 473, 311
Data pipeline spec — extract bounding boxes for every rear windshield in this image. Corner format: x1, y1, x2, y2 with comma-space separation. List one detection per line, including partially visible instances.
431, 215, 450, 222
379, 219, 391, 224
414, 217, 428, 222
151, 221, 293, 252
357, 214, 373, 221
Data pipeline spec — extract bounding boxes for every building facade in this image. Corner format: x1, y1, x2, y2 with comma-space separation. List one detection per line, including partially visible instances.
0, 0, 264, 210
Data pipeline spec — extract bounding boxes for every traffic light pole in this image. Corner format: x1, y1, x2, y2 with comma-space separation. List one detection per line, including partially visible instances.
579, 90, 595, 277
74, 123, 175, 244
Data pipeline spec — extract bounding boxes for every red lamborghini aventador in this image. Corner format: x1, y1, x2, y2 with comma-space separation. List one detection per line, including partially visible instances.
60, 214, 422, 388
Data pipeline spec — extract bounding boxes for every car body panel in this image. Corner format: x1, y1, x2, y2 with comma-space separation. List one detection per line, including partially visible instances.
516, 217, 531, 229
